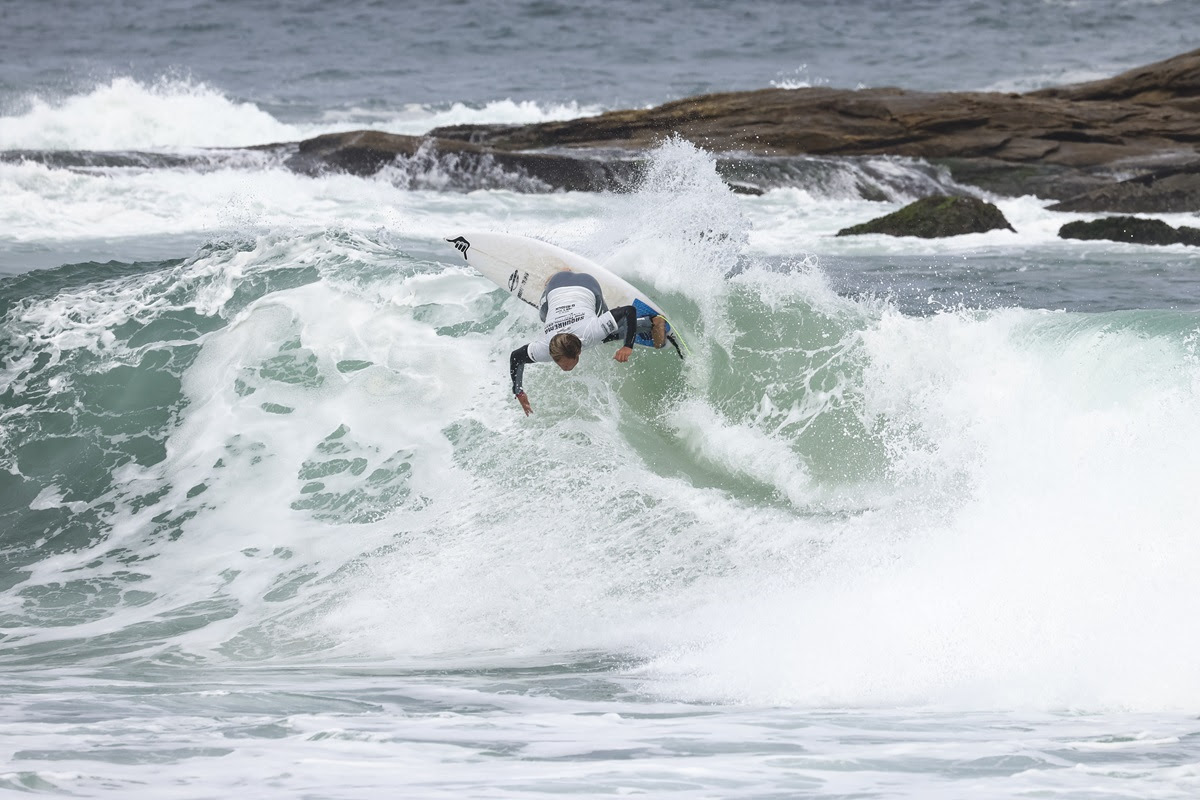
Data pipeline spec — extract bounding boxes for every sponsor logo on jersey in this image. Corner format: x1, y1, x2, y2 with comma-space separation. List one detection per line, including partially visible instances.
545, 313, 586, 333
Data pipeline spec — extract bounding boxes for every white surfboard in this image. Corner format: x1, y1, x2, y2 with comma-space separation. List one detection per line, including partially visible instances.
445, 231, 686, 357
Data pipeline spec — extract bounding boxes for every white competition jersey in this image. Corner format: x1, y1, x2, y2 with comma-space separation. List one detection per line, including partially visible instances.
527, 284, 618, 362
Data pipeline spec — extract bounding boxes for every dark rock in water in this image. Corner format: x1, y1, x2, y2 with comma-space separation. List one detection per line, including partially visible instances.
1058, 216, 1200, 246
0, 149, 220, 170
1048, 163, 1200, 213
836, 196, 1016, 238
714, 154, 951, 201
723, 180, 766, 196
284, 130, 644, 192
931, 157, 1118, 202
284, 130, 424, 176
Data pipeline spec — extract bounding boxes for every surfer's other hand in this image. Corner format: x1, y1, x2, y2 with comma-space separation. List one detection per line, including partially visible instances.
613, 346, 633, 363
516, 391, 532, 416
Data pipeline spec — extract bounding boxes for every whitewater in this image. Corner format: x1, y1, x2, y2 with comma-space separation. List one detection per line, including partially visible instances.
4, 1, 1200, 797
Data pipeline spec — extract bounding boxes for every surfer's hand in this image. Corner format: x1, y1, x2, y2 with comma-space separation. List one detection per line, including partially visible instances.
614, 346, 633, 363
516, 391, 532, 416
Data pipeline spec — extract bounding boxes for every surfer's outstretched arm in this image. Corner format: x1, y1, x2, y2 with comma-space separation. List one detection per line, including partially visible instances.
510, 345, 535, 415
610, 305, 638, 362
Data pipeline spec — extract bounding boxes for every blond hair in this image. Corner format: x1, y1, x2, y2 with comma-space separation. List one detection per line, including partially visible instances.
549, 333, 582, 362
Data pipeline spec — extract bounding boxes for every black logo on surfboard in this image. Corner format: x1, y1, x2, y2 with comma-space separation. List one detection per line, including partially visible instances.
447, 236, 470, 260
508, 270, 519, 291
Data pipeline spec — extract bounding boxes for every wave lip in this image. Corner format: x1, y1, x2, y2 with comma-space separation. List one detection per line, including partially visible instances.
0, 77, 299, 151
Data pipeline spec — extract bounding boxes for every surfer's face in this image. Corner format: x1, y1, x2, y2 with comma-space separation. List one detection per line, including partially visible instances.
553, 356, 579, 372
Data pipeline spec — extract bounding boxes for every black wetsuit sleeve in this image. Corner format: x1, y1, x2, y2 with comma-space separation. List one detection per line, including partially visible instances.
611, 305, 638, 348
509, 345, 534, 395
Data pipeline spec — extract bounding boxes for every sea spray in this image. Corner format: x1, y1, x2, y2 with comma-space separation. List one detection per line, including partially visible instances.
0, 76, 606, 150
577, 136, 753, 399
0, 77, 296, 150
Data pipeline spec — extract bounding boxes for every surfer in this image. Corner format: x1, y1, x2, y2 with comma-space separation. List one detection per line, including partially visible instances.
509, 271, 665, 415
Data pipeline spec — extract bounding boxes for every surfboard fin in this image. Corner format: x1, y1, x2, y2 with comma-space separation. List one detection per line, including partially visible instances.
665, 333, 685, 359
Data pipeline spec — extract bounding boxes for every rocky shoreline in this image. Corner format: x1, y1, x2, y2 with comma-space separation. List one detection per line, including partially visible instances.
282, 48, 1200, 213
7, 50, 1198, 218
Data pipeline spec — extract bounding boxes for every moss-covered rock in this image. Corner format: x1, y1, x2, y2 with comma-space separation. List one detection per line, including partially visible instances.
1058, 216, 1200, 246
836, 196, 1016, 238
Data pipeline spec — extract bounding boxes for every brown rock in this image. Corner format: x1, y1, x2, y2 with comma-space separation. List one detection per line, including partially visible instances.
1029, 49, 1200, 112
251, 50, 1200, 208
431, 49, 1200, 171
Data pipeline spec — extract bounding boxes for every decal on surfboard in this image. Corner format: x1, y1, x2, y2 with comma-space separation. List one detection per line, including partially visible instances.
444, 231, 687, 358
447, 236, 471, 260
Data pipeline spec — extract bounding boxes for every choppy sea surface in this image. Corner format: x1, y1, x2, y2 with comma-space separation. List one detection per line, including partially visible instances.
3, 1, 1200, 797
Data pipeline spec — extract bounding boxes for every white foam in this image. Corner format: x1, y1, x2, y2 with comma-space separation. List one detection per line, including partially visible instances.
0, 77, 605, 151
0, 159, 619, 245
671, 398, 814, 505
983, 66, 1125, 94
0, 77, 298, 150
357, 98, 604, 136
769, 64, 828, 90
637, 306, 1200, 711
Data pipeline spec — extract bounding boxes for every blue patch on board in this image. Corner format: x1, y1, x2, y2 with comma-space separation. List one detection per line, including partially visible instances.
631, 298, 670, 348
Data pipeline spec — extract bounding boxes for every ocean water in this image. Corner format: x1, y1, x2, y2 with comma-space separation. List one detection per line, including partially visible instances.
3, 1, 1200, 797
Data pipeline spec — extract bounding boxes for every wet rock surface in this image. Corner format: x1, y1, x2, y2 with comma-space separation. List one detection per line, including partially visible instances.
837, 196, 1016, 238
283, 50, 1200, 211
1058, 216, 1200, 246
281, 130, 645, 191
1047, 163, 1200, 213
